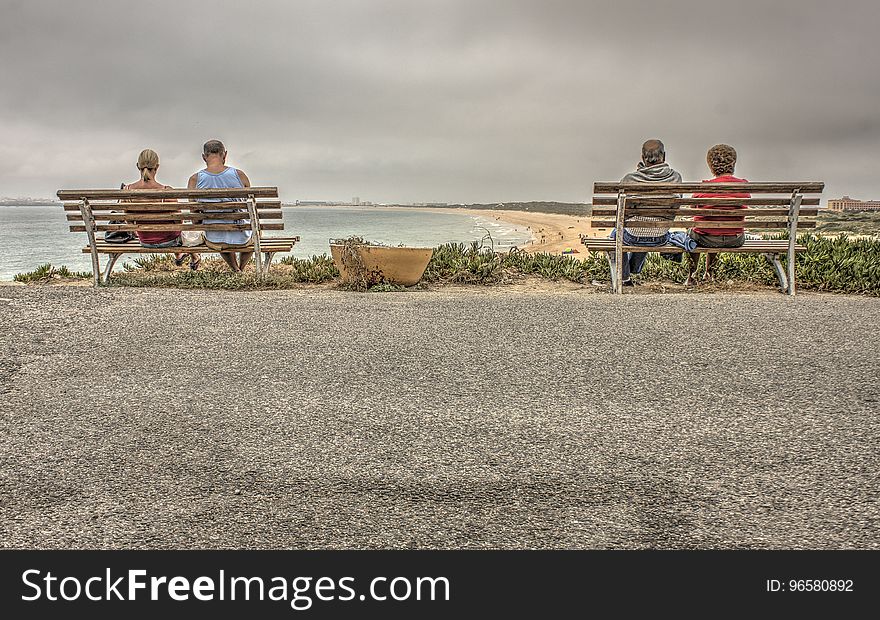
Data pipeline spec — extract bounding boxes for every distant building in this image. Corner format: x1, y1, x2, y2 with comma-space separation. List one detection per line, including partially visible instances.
295, 199, 374, 206
828, 196, 880, 212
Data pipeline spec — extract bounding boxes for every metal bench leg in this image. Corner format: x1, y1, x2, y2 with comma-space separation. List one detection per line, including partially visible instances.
613, 191, 625, 294
79, 199, 101, 287
247, 194, 264, 278
605, 252, 617, 291
763, 253, 788, 293
787, 191, 802, 297
102, 254, 121, 285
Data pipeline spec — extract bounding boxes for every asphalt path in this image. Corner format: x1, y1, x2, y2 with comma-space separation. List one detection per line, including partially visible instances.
1, 285, 877, 549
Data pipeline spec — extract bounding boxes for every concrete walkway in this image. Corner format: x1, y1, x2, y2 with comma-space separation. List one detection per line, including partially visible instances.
1, 285, 877, 549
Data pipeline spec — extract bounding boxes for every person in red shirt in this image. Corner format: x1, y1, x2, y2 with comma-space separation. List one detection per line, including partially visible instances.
684, 144, 749, 285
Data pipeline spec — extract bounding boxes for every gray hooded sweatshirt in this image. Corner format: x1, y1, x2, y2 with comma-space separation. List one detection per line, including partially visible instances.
620, 162, 682, 237
621, 161, 681, 185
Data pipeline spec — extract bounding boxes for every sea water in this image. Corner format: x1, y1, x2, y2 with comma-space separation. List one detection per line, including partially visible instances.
0, 206, 533, 280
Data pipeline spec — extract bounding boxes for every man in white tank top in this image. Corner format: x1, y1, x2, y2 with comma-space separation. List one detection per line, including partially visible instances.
187, 140, 254, 272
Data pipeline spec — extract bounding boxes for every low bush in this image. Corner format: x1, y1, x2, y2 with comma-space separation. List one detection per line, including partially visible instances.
15, 233, 879, 295
816, 210, 880, 236
629, 233, 880, 295
13, 264, 91, 283
278, 254, 339, 283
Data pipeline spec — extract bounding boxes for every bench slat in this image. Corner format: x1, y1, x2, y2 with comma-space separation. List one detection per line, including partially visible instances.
581, 240, 805, 254
589, 220, 816, 230
82, 239, 299, 254
590, 197, 821, 206
58, 187, 279, 200
590, 208, 818, 217
71, 223, 285, 232
63, 201, 282, 211
66, 211, 284, 222
593, 182, 824, 194
583, 246, 806, 254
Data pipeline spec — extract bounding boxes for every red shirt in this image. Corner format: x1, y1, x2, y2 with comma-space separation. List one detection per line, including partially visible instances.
136, 227, 180, 245
692, 174, 750, 236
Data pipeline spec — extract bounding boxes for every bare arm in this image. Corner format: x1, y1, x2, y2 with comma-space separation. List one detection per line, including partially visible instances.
237, 169, 251, 188
186, 174, 198, 211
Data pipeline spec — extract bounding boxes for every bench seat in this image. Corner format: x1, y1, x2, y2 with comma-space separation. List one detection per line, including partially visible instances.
83, 238, 299, 254
581, 238, 805, 254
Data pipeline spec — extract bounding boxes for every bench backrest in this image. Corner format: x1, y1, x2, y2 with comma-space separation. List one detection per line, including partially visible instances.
58, 187, 284, 234
590, 182, 824, 232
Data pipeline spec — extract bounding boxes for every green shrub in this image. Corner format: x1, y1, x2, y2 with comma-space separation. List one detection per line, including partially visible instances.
105, 254, 339, 288
423, 243, 606, 284
795, 233, 880, 295
278, 254, 339, 283
501, 247, 607, 282
816, 210, 880, 236
14, 264, 91, 283
123, 254, 178, 272
423, 242, 504, 283
17, 234, 880, 295
110, 270, 308, 290
629, 232, 880, 295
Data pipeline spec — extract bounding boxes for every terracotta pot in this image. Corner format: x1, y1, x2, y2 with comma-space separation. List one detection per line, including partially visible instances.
330, 244, 433, 286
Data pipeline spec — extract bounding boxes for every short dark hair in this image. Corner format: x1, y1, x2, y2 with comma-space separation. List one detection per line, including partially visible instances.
707, 144, 737, 176
641, 139, 666, 165
203, 139, 226, 156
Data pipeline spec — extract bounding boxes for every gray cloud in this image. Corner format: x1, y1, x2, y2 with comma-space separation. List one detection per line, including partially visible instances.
0, 0, 878, 202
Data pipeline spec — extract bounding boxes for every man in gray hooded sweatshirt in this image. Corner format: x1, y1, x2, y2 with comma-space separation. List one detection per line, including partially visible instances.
607, 139, 682, 286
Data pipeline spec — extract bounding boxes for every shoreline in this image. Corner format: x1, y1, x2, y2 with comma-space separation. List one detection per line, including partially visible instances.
371, 205, 602, 255
284, 204, 600, 255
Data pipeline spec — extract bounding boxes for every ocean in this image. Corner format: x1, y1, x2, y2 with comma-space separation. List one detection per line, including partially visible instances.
0, 205, 533, 280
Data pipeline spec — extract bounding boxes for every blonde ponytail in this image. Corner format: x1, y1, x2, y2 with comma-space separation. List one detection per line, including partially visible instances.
137, 148, 160, 183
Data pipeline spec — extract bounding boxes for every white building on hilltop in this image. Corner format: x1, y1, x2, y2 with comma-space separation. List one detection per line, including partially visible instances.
828, 196, 880, 212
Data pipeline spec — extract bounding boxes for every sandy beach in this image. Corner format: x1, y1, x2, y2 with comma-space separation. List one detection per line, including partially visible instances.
379, 206, 602, 255
466, 209, 603, 254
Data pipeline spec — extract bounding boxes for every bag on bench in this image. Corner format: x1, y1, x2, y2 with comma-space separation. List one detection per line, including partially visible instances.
103, 225, 136, 244
104, 182, 137, 243
180, 231, 205, 247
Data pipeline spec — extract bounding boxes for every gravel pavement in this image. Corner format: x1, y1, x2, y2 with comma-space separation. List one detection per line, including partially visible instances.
1, 284, 878, 549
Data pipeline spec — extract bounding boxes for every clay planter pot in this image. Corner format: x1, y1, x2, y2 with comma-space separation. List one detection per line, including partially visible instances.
330, 244, 433, 286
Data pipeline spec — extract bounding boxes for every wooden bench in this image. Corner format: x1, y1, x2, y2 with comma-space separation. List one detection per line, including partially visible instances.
581, 182, 825, 295
57, 187, 299, 286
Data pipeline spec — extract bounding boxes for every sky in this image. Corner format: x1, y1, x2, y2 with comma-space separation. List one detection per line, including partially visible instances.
0, 0, 878, 203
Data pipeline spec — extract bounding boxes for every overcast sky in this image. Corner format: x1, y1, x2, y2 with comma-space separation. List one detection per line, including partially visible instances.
1, 0, 877, 203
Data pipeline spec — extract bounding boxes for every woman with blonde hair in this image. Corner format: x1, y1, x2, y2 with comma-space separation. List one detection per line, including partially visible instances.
123, 149, 199, 269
